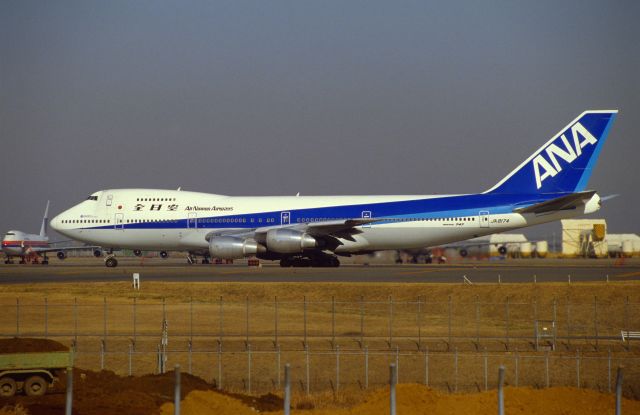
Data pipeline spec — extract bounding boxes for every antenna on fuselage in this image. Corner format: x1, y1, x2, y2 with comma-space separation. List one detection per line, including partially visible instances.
40, 200, 50, 238
177, 187, 181, 191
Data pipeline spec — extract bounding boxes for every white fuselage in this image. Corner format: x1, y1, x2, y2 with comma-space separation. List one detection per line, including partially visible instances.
50, 189, 598, 254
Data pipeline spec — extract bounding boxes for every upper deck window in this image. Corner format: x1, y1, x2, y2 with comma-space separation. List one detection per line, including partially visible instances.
87, 196, 98, 201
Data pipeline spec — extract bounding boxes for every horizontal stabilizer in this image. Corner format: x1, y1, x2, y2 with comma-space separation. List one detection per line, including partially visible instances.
514, 191, 596, 214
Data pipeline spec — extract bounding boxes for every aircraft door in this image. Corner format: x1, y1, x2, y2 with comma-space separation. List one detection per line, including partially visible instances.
362, 210, 372, 228
106, 195, 113, 207
281, 211, 290, 225
187, 213, 197, 229
114, 213, 124, 230
479, 211, 490, 228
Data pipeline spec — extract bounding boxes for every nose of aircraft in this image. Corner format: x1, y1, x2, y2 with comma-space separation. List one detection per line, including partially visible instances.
50, 214, 61, 232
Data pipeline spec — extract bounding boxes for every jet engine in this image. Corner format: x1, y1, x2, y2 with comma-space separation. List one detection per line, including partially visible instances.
209, 236, 265, 259
265, 229, 317, 253
57, 251, 67, 260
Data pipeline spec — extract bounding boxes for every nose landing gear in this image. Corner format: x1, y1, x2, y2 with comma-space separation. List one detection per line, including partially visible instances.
105, 254, 118, 268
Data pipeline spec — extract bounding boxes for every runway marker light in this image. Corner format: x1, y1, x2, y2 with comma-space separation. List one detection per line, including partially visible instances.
133, 273, 140, 290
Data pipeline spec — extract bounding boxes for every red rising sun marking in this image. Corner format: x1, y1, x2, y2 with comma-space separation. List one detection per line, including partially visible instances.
118, 205, 122, 209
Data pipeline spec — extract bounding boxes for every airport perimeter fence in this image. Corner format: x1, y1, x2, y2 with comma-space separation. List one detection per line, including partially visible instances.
1, 296, 639, 352
73, 342, 640, 397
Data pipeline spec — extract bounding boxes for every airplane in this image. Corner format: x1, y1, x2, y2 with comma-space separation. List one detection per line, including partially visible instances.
2, 201, 102, 264
50, 110, 617, 268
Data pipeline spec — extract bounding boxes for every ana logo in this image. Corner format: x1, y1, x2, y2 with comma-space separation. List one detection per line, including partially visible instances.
533, 122, 598, 189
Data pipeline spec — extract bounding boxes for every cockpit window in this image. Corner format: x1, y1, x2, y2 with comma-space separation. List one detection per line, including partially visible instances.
87, 196, 98, 201
5, 232, 15, 236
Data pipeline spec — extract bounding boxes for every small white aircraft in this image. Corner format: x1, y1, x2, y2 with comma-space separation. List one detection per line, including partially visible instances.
2, 201, 101, 264
50, 110, 617, 268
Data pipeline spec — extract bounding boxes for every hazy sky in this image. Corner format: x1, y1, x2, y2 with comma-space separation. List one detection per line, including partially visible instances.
1, 1, 638, 240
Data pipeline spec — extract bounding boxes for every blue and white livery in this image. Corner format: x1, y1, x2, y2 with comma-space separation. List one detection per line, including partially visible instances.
51, 110, 618, 267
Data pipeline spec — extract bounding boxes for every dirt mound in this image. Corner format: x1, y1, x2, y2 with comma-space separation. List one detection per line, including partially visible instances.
0, 338, 68, 354
161, 384, 640, 415
2, 369, 216, 415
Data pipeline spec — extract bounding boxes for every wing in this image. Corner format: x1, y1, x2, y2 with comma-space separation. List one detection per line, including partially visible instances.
513, 190, 597, 214
206, 218, 380, 244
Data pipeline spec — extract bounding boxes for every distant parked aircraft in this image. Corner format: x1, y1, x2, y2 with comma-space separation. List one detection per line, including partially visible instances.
51, 110, 617, 268
2, 201, 101, 264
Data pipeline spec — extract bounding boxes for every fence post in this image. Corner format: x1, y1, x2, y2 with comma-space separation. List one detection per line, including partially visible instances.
189, 297, 193, 345
44, 297, 48, 338
277, 344, 281, 389
624, 296, 629, 350
515, 347, 519, 387
128, 342, 133, 376
305, 344, 310, 395
545, 351, 550, 388
388, 296, 394, 347
74, 297, 78, 345
335, 345, 340, 392
505, 296, 510, 351
608, 348, 612, 393
390, 363, 397, 415
103, 297, 107, 347
100, 339, 105, 370
360, 295, 365, 348
219, 296, 223, 345
566, 296, 571, 347
417, 296, 422, 349
132, 297, 137, 349
303, 296, 307, 347
174, 364, 181, 415
594, 296, 599, 350
454, 347, 458, 392
332, 296, 336, 348
396, 345, 400, 383
498, 366, 505, 415
65, 367, 73, 415
284, 363, 291, 415
274, 296, 279, 346
576, 349, 581, 388
448, 295, 452, 349
217, 342, 222, 390
475, 295, 480, 349
247, 343, 252, 394
364, 345, 369, 389
424, 346, 429, 386
615, 366, 623, 415
483, 347, 488, 391
15, 298, 20, 337
188, 341, 192, 375
245, 296, 250, 348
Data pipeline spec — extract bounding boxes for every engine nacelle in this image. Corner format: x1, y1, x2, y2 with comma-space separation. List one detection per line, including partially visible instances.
265, 229, 317, 254
209, 236, 265, 259
56, 251, 67, 260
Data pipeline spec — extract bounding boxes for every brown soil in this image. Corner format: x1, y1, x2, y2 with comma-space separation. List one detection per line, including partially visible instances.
160, 384, 640, 415
0, 338, 69, 354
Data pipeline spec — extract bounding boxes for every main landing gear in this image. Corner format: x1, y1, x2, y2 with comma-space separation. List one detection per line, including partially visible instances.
279, 254, 340, 268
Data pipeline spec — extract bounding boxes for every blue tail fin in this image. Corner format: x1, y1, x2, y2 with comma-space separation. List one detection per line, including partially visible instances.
485, 110, 618, 194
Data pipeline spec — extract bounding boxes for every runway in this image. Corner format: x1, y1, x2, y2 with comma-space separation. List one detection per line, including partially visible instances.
0, 258, 639, 284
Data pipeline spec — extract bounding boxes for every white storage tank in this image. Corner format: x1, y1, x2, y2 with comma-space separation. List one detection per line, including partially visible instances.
535, 241, 548, 258
519, 242, 532, 258
622, 240, 634, 258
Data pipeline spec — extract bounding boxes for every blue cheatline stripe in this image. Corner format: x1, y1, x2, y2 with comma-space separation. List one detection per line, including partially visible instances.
79, 192, 563, 231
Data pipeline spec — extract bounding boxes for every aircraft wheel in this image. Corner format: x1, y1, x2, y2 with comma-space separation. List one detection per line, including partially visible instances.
160, 251, 168, 259
105, 257, 118, 268
280, 258, 292, 267
133, 249, 142, 257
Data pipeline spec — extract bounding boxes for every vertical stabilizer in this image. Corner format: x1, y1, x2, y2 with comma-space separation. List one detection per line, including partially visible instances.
40, 200, 50, 237
485, 110, 617, 194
